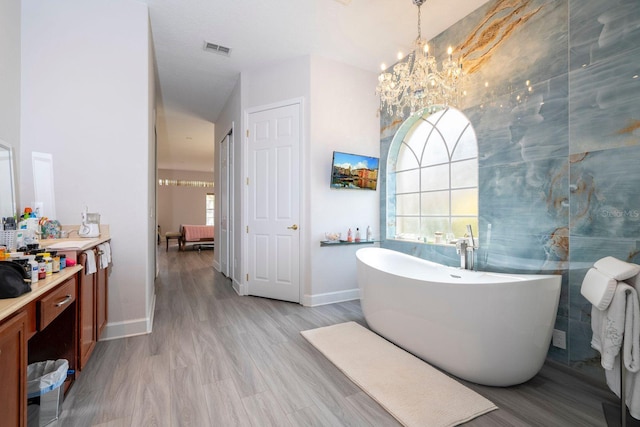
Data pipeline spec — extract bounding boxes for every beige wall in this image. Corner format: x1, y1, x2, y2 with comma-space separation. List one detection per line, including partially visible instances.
157, 168, 214, 238
0, 0, 21, 209
21, 0, 154, 339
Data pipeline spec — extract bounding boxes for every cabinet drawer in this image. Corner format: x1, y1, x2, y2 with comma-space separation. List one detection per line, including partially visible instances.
39, 278, 76, 330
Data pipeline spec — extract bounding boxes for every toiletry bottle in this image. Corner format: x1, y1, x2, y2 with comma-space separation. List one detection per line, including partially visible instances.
36, 256, 46, 280
355, 228, 361, 242
53, 255, 60, 273
42, 252, 53, 277
28, 255, 38, 284
366, 226, 372, 241
347, 228, 353, 242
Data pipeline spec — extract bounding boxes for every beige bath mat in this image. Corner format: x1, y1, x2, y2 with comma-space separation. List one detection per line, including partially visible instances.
301, 321, 498, 427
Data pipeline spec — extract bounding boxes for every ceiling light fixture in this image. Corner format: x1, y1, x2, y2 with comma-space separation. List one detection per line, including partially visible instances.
376, 0, 465, 118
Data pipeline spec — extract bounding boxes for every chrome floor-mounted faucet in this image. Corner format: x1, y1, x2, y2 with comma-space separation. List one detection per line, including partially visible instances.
456, 225, 478, 270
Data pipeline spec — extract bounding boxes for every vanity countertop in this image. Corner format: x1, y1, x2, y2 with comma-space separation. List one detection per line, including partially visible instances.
0, 265, 83, 323
39, 225, 111, 251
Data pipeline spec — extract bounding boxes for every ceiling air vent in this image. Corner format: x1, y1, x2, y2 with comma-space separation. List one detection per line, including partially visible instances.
203, 41, 232, 57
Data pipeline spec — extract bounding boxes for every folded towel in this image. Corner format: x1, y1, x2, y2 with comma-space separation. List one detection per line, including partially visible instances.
84, 250, 97, 275
591, 283, 640, 372
595, 256, 640, 280
97, 242, 111, 269
581, 268, 618, 310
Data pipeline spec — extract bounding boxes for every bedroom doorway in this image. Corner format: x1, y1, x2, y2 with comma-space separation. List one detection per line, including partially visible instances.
245, 101, 301, 303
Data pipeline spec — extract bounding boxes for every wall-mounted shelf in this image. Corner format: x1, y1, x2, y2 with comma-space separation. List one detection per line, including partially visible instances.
320, 240, 378, 247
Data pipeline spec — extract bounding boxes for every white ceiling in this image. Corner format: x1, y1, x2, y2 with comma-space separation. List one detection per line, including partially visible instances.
144, 0, 490, 172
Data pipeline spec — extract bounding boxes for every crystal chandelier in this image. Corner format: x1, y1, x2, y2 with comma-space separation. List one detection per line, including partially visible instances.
376, 0, 465, 118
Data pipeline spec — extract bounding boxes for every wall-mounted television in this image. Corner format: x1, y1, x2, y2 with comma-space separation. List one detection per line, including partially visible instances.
330, 151, 379, 190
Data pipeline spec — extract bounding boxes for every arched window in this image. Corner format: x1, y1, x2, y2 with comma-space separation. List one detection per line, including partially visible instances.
387, 107, 478, 243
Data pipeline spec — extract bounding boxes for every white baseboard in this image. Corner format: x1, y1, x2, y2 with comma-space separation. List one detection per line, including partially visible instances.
302, 288, 360, 307
100, 317, 151, 341
233, 278, 245, 295
213, 259, 221, 272
100, 293, 156, 341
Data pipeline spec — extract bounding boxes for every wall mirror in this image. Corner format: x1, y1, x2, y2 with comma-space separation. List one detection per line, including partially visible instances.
0, 140, 17, 220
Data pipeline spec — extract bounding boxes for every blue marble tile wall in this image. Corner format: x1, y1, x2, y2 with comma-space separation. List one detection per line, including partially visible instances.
379, 0, 640, 382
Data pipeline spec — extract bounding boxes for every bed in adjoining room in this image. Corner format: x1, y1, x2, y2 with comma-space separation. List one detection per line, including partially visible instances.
179, 224, 214, 251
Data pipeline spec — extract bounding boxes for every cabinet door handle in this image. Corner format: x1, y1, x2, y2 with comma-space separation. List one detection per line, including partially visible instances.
55, 295, 73, 307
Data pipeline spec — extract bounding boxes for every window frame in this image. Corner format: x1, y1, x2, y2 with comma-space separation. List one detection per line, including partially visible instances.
387, 107, 478, 243
205, 193, 215, 226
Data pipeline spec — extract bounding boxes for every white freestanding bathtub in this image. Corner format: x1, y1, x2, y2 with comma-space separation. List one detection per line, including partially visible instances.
356, 247, 562, 386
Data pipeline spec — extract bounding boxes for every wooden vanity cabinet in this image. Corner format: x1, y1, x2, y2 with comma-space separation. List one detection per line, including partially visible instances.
78, 251, 96, 370
77, 243, 110, 371
96, 260, 108, 338
0, 310, 28, 427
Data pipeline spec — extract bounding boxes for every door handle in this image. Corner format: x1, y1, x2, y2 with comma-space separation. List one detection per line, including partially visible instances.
287, 224, 299, 230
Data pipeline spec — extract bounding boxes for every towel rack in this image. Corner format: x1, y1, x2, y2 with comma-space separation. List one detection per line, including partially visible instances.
603, 346, 640, 426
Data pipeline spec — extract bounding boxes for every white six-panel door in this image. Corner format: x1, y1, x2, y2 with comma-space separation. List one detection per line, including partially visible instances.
247, 102, 300, 303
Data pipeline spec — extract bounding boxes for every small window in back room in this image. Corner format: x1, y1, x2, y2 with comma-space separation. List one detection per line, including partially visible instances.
206, 193, 215, 226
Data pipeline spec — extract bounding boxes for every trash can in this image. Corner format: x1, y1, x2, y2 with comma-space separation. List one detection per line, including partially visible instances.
26, 359, 69, 427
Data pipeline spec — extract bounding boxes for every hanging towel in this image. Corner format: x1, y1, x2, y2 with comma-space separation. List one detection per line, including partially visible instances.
97, 242, 111, 269
595, 256, 640, 280
626, 270, 640, 289
591, 283, 640, 372
581, 268, 618, 310
84, 250, 97, 275
606, 352, 640, 419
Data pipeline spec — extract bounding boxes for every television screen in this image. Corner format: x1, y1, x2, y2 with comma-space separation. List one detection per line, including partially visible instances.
330, 151, 379, 190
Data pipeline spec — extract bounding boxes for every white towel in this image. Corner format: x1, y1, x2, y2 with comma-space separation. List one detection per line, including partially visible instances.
591, 283, 640, 372
84, 249, 97, 275
581, 268, 617, 310
595, 256, 640, 280
97, 242, 111, 269
626, 269, 640, 289
606, 358, 640, 419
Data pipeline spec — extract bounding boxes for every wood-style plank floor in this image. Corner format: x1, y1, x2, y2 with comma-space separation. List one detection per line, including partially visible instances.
57, 248, 618, 426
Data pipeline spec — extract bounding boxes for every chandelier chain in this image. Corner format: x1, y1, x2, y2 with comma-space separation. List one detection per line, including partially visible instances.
417, 4, 421, 40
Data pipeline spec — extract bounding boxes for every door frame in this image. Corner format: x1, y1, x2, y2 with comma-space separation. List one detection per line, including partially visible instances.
242, 97, 305, 302
218, 128, 233, 278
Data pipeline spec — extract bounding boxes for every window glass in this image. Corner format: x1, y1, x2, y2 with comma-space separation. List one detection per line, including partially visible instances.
451, 159, 478, 188
420, 217, 450, 240
396, 143, 420, 172
388, 108, 478, 242
395, 169, 420, 194
396, 193, 420, 216
451, 189, 478, 215
421, 164, 450, 191
421, 133, 449, 166
206, 193, 215, 226
420, 191, 450, 215
403, 120, 430, 158
395, 216, 420, 239
451, 126, 478, 161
